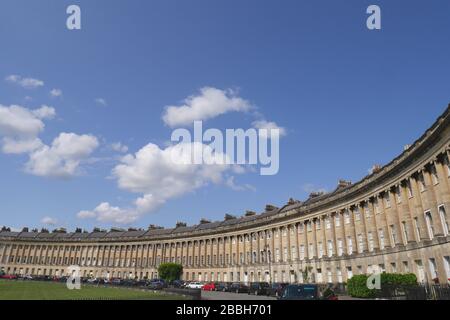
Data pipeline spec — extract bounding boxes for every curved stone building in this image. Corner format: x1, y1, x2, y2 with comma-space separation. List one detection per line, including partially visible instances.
1, 105, 450, 285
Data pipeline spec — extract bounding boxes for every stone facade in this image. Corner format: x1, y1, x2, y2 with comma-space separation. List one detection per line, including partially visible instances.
1, 106, 450, 285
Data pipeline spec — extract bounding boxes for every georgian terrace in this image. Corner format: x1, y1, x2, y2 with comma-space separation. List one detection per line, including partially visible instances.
1, 105, 450, 285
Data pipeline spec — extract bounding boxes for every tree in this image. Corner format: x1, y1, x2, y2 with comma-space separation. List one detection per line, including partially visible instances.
157, 263, 183, 282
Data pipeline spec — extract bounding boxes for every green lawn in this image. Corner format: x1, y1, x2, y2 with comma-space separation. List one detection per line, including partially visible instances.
0, 279, 187, 300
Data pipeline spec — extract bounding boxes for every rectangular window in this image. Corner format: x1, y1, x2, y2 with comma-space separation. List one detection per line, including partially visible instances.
327, 240, 333, 257
401, 221, 409, 243
336, 267, 343, 283
429, 258, 438, 280
347, 236, 353, 255
375, 198, 380, 214
298, 223, 304, 233
403, 261, 410, 273
414, 217, 421, 241
307, 221, 312, 232
424, 211, 434, 239
418, 173, 426, 191
443, 256, 450, 282
299, 245, 305, 260
368, 232, 374, 252
406, 180, 413, 198
327, 268, 332, 283
335, 215, 341, 227
391, 262, 397, 273
357, 234, 364, 253
337, 239, 343, 256
291, 246, 296, 260
318, 242, 323, 258
378, 229, 385, 250
385, 192, 391, 208
308, 244, 314, 258
438, 205, 449, 236
431, 165, 439, 185
354, 208, 361, 221
344, 211, 350, 224
316, 219, 321, 230
390, 225, 397, 246
396, 185, 402, 203
364, 203, 371, 218
346, 266, 353, 279
326, 217, 331, 229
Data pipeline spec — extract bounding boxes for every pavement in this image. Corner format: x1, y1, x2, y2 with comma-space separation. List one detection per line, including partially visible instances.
202, 290, 276, 300
201, 290, 362, 300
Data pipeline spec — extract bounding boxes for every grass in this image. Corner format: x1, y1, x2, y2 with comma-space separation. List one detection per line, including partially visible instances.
0, 279, 187, 300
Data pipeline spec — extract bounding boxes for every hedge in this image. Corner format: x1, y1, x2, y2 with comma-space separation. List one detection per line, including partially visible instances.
347, 273, 418, 298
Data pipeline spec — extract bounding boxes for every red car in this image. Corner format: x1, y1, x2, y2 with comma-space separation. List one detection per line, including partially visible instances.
0, 274, 18, 280
201, 282, 217, 291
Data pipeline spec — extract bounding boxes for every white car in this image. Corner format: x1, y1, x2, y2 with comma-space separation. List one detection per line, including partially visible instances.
186, 282, 203, 289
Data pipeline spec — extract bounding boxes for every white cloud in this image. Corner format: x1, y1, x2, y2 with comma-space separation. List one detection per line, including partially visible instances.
0, 104, 53, 138
25, 132, 99, 178
162, 87, 253, 127
111, 142, 128, 153
78, 142, 236, 224
5, 74, 44, 89
95, 98, 107, 106
77, 202, 138, 224
41, 216, 57, 226
252, 120, 287, 138
50, 88, 63, 98
2, 137, 43, 154
225, 176, 256, 192
32, 105, 56, 120
0, 103, 100, 178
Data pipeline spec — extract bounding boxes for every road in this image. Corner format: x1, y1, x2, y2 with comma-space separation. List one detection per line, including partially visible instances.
202, 290, 276, 300
201, 290, 360, 300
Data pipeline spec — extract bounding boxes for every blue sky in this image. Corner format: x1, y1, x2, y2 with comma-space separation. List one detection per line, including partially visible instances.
0, 0, 449, 231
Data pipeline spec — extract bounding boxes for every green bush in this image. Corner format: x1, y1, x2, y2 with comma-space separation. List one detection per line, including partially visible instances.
347, 275, 375, 298
157, 263, 183, 282
347, 273, 418, 298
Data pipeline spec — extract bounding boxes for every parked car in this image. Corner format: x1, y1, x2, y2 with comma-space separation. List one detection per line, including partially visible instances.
267, 282, 289, 297
170, 280, 185, 288
230, 282, 249, 294
278, 284, 321, 300
202, 282, 218, 291
111, 278, 121, 285
148, 279, 166, 290
0, 274, 18, 280
215, 282, 232, 292
133, 280, 148, 287
248, 282, 270, 295
186, 281, 203, 289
